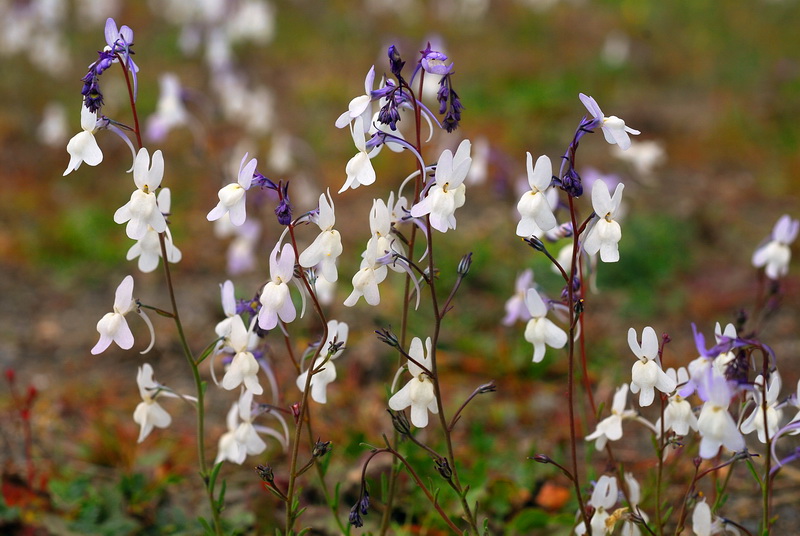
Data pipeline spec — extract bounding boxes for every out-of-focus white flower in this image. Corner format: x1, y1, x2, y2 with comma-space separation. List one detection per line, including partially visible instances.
335, 65, 376, 133
388, 337, 438, 428
575, 475, 618, 535
741, 373, 783, 443
221, 315, 263, 395
502, 269, 534, 326
133, 363, 184, 443
752, 214, 799, 279
696, 373, 744, 459
612, 140, 666, 177
344, 236, 388, 307
657, 367, 698, 436
39, 102, 68, 148
145, 73, 189, 142
63, 103, 103, 176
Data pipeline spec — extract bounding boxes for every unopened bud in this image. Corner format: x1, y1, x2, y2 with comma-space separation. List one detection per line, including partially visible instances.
388, 409, 411, 436
375, 328, 399, 348
255, 464, 274, 483
525, 236, 546, 252
312, 439, 332, 458
434, 457, 452, 479
457, 252, 473, 277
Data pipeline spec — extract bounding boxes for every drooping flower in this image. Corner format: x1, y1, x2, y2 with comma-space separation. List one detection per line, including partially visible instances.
335, 65, 377, 133
409, 140, 471, 232
215, 390, 285, 465
114, 148, 167, 240
91, 275, 153, 355
257, 242, 296, 330
298, 191, 343, 282
296, 320, 349, 404
388, 337, 438, 428
579, 93, 640, 151
63, 103, 103, 176
628, 326, 676, 407
583, 181, 624, 263
752, 214, 799, 279
339, 120, 378, 193
207, 153, 258, 226
133, 363, 180, 443
523, 289, 567, 363
516, 153, 557, 238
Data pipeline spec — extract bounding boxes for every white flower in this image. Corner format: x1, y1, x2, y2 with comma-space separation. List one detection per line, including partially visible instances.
215, 280, 237, 339
296, 320, 348, 404
221, 315, 263, 395
586, 384, 636, 450
579, 93, 640, 150
340, 119, 378, 193
612, 140, 665, 177
132, 363, 185, 443
409, 140, 471, 233
125, 189, 181, 273
583, 181, 624, 263
388, 337, 438, 428
215, 401, 246, 465
207, 153, 257, 226
741, 373, 783, 444
628, 326, 676, 407
516, 153, 557, 237
502, 269, 534, 326
114, 148, 167, 240
63, 103, 103, 176
752, 214, 799, 279
621, 473, 648, 536
91, 275, 154, 355
344, 236, 388, 307
696, 373, 744, 459
257, 243, 296, 330
298, 191, 343, 282
368, 197, 406, 272
575, 475, 617, 535
691, 500, 735, 536
335, 65, 376, 132
215, 390, 274, 465
523, 289, 567, 363
657, 368, 698, 436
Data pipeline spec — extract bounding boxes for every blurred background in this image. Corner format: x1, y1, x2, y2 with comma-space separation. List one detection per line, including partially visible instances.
1, 0, 799, 533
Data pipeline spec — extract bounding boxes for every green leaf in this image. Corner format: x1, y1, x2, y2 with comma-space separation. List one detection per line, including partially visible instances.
209, 461, 224, 493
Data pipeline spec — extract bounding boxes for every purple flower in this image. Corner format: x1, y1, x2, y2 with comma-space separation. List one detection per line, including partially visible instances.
419, 43, 453, 75
104, 18, 140, 99
388, 45, 405, 78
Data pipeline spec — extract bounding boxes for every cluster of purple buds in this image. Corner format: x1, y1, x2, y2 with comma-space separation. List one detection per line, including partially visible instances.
437, 75, 463, 133
556, 115, 603, 197
81, 50, 116, 112
253, 172, 293, 225
348, 489, 370, 527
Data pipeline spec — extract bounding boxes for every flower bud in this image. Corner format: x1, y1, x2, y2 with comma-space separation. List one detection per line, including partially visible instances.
434, 457, 452, 479
388, 409, 411, 436
457, 252, 473, 277
312, 439, 332, 458
255, 464, 274, 483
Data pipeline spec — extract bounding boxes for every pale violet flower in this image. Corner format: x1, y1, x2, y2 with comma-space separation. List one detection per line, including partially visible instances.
257, 242, 296, 330
91, 275, 154, 355
207, 153, 257, 226
133, 363, 188, 443
335, 65, 376, 133
696, 373, 744, 459
515, 153, 557, 238
752, 214, 799, 279
298, 191, 343, 282
523, 289, 567, 363
63, 103, 103, 176
575, 475, 618, 536
114, 148, 167, 240
583, 181, 624, 263
296, 320, 348, 404
502, 269, 534, 326
221, 315, 263, 395
628, 326, 676, 407
410, 139, 471, 232
388, 337, 438, 428
586, 384, 637, 450
340, 119, 378, 193
741, 373, 783, 444
579, 93, 640, 150
344, 236, 388, 307
145, 73, 189, 142
125, 189, 182, 273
